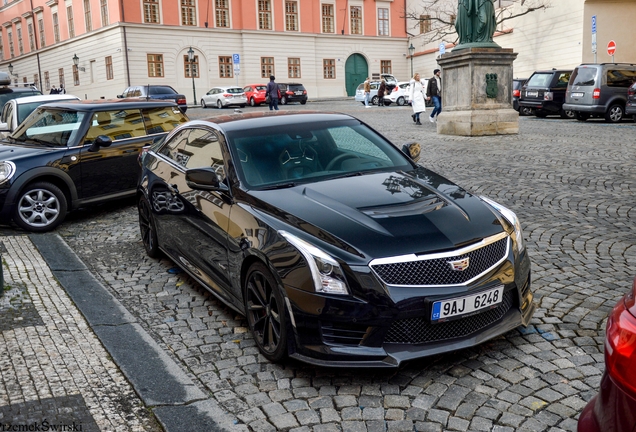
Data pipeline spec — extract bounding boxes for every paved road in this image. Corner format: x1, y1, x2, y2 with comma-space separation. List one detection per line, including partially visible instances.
36, 102, 636, 431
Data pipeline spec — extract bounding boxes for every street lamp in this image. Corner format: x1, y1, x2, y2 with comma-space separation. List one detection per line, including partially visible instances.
72, 54, 85, 72
187, 47, 197, 106
408, 43, 415, 78
7, 63, 17, 77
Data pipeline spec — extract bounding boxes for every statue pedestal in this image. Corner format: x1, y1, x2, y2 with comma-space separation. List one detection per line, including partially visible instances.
436, 48, 518, 136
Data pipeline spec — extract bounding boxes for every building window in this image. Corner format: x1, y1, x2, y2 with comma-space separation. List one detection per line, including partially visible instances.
0, 36, 4, 59
67, 6, 75, 38
33, 73, 39, 89
105, 56, 113, 80
288, 58, 300, 79
378, 8, 389, 36
261, 57, 274, 79
100, 0, 109, 26
73, 65, 79, 86
215, 0, 229, 27
419, 14, 431, 34
27, 24, 35, 50
184, 54, 199, 78
58, 68, 65, 88
323, 59, 335, 79
147, 54, 164, 77
8, 30, 14, 58
350, 6, 362, 35
285, 1, 298, 31
17, 28, 23, 55
44, 71, 50, 90
84, 0, 92, 32
181, 0, 196, 26
144, 0, 159, 23
53, 13, 60, 43
258, 0, 271, 30
38, 19, 45, 48
322, 4, 334, 33
219, 56, 233, 78
381, 60, 392, 74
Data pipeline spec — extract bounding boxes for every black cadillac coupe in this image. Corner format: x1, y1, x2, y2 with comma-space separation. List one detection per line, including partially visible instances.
137, 111, 535, 367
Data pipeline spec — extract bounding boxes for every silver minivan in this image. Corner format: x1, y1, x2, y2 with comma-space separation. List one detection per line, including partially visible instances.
563, 63, 636, 123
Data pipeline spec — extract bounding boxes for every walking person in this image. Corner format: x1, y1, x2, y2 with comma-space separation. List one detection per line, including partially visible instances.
426, 68, 442, 122
266, 75, 280, 111
409, 73, 426, 125
363, 77, 371, 108
377, 79, 386, 108
49, 85, 58, 94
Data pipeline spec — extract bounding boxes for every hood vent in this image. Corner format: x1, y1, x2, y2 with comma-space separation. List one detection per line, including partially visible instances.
360, 196, 447, 219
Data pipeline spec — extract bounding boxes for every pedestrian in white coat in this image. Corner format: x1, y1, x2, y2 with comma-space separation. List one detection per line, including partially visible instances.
409, 73, 426, 125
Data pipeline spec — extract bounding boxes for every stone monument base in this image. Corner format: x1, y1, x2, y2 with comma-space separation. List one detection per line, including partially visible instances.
436, 48, 519, 136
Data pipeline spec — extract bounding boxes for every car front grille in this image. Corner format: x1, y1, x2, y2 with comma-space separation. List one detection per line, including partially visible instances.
384, 289, 514, 344
369, 234, 509, 287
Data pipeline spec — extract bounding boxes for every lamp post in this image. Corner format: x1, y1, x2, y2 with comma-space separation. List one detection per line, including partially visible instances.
72, 54, 85, 72
187, 47, 197, 106
408, 43, 415, 78
7, 63, 16, 77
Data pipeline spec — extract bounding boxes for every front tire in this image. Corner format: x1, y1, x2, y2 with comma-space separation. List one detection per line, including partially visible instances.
605, 104, 624, 123
244, 262, 288, 362
14, 182, 67, 232
217, 100, 223, 109
201, 99, 207, 108
138, 195, 161, 258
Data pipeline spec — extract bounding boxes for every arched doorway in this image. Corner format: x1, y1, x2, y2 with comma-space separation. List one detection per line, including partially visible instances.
345, 54, 368, 96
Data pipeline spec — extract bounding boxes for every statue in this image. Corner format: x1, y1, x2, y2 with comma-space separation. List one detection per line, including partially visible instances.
454, 0, 500, 50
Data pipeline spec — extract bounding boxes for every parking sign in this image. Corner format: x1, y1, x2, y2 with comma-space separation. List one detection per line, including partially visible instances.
233, 54, 240, 64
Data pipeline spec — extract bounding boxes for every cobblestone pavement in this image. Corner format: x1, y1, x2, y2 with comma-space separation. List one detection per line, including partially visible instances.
36, 102, 636, 431
0, 235, 161, 431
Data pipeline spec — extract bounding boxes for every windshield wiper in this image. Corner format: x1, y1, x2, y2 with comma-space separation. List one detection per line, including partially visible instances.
259, 182, 297, 190
328, 171, 365, 180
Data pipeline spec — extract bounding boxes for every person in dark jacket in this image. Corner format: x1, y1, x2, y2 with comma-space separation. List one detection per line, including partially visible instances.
266, 75, 280, 111
426, 69, 442, 122
377, 80, 386, 108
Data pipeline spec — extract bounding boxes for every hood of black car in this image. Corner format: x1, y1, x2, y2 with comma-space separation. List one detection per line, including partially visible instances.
0, 142, 62, 161
251, 169, 505, 260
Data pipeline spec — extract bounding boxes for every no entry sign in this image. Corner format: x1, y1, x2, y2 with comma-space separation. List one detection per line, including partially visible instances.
607, 40, 616, 56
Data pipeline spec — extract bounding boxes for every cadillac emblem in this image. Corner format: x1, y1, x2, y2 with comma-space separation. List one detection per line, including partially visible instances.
448, 257, 470, 272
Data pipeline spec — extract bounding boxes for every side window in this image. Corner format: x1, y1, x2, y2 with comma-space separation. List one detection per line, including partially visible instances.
556, 72, 570, 88
1, 103, 12, 123
328, 126, 390, 161
159, 127, 225, 180
84, 109, 146, 143
141, 106, 189, 135
607, 69, 636, 88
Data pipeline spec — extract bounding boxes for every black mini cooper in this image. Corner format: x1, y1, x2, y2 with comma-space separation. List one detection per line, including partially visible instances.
137, 111, 535, 367
0, 99, 188, 232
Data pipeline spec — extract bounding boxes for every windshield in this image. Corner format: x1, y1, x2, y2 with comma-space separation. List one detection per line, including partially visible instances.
225, 88, 244, 94
17, 101, 51, 124
570, 67, 598, 86
12, 108, 85, 147
227, 119, 413, 189
526, 73, 553, 87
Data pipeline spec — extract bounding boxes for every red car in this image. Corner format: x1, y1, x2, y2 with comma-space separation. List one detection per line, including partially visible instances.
243, 84, 267, 107
578, 276, 636, 432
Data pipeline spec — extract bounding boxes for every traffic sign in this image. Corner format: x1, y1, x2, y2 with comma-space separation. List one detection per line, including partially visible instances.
607, 40, 616, 56
591, 15, 596, 34
232, 53, 240, 64
439, 43, 446, 55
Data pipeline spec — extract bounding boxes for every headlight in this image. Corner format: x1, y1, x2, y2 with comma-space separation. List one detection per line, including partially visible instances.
280, 231, 349, 295
0, 161, 16, 185
480, 196, 526, 254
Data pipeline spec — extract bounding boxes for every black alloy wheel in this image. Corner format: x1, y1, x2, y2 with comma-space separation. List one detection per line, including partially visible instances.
138, 196, 161, 258
14, 182, 67, 232
300, 100, 306, 105
244, 262, 288, 362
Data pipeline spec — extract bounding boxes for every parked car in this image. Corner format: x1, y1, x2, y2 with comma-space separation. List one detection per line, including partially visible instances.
626, 81, 636, 121
201, 86, 247, 109
277, 83, 308, 105
386, 81, 413, 106
137, 111, 535, 367
0, 94, 81, 137
564, 63, 636, 123
117, 85, 188, 113
519, 69, 575, 118
0, 71, 42, 107
0, 99, 188, 232
577, 276, 636, 432
355, 81, 380, 105
243, 84, 267, 107
512, 78, 532, 115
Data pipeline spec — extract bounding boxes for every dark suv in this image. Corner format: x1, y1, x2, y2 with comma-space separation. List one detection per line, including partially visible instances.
0, 99, 188, 232
277, 83, 308, 105
626, 81, 636, 122
512, 78, 529, 114
519, 69, 574, 118
563, 63, 636, 123
118, 85, 188, 113
0, 71, 42, 106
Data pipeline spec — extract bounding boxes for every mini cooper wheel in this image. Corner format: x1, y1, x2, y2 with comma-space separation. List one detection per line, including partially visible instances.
244, 262, 288, 362
217, 100, 223, 109
138, 195, 161, 258
14, 182, 67, 232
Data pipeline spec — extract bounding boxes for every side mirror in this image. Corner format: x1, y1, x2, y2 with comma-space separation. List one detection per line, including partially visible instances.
402, 141, 421, 163
185, 168, 229, 193
87, 135, 113, 152
116, 94, 124, 98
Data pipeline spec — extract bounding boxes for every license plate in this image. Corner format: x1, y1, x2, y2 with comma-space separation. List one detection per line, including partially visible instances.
572, 92, 584, 97
526, 91, 538, 97
295, 91, 303, 95
431, 286, 504, 322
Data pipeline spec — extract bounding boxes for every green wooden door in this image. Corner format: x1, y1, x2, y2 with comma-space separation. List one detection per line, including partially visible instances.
345, 54, 368, 96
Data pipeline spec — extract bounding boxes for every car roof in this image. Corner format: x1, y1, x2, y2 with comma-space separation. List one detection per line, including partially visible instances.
10, 94, 81, 104
0, 86, 41, 94
531, 70, 572, 74
214, 86, 243, 90
244, 83, 266, 86
190, 111, 355, 133
35, 98, 179, 111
